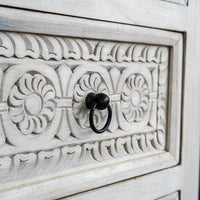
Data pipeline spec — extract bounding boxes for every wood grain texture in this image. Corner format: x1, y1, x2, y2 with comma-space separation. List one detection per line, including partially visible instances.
180, 0, 200, 199
0, 152, 177, 200
0, 6, 185, 42
63, 167, 181, 200
0, 0, 188, 31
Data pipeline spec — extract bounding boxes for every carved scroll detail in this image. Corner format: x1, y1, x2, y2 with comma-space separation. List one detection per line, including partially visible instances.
0, 32, 168, 63
0, 131, 162, 183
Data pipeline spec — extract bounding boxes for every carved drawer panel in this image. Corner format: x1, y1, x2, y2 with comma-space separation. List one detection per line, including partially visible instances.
0, 30, 182, 186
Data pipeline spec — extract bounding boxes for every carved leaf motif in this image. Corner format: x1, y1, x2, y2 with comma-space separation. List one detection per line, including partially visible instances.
8, 73, 56, 135
0, 32, 169, 64
121, 74, 149, 123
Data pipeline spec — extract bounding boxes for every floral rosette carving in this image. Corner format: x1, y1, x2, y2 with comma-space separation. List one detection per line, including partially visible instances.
73, 72, 108, 129
121, 74, 149, 123
8, 73, 56, 135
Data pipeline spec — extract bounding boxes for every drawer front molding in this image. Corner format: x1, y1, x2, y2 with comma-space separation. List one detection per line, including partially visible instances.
0, 29, 182, 188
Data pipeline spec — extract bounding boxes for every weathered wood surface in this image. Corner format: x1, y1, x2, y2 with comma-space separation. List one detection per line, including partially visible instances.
0, 0, 188, 31
0, 0, 199, 199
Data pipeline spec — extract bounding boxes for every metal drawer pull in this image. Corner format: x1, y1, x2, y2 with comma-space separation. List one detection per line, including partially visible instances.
85, 92, 112, 133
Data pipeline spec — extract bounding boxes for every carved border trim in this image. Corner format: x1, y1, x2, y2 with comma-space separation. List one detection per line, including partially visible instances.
0, 32, 168, 63
0, 131, 162, 183
0, 31, 171, 185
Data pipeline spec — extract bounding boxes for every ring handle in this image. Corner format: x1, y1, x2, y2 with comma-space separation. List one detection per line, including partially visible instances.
85, 92, 112, 133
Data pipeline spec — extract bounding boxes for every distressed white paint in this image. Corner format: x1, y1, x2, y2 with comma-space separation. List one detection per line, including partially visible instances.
0, 0, 199, 199
0, 27, 182, 187
0, 0, 188, 31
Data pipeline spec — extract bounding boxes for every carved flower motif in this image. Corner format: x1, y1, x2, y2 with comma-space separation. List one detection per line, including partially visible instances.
8, 73, 56, 135
121, 74, 149, 122
73, 73, 108, 129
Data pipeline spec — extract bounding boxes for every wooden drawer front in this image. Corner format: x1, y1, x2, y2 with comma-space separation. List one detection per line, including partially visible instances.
65, 189, 179, 200
0, 29, 182, 186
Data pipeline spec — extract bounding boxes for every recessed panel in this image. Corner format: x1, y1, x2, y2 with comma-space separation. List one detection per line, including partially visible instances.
0, 31, 182, 185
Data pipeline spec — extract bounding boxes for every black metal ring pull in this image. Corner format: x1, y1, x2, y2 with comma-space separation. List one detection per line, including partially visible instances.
85, 92, 112, 133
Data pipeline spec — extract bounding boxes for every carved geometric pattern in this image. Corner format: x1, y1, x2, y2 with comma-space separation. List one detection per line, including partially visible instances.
0, 31, 169, 183
0, 131, 163, 183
